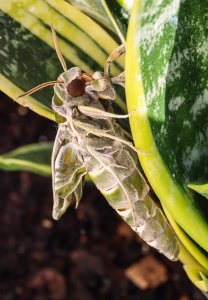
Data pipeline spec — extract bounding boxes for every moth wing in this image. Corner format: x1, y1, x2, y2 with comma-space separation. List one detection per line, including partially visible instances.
52, 125, 86, 220
74, 177, 85, 208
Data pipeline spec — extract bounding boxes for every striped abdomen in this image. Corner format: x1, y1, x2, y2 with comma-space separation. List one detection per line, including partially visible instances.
85, 141, 179, 260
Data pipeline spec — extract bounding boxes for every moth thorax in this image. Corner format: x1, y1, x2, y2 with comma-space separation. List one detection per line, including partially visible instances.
67, 78, 85, 97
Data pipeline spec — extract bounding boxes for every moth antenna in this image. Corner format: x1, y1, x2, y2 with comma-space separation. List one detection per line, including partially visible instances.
51, 26, 68, 72
17, 81, 64, 98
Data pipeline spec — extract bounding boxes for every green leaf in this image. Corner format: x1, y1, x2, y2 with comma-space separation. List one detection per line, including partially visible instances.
66, 0, 115, 33
179, 242, 208, 292
164, 208, 208, 271
200, 273, 208, 291
66, 0, 128, 41
104, 0, 129, 40
117, 0, 133, 12
188, 182, 208, 200
183, 266, 208, 292
0, 0, 125, 118
100, 0, 127, 44
126, 0, 208, 268
0, 143, 53, 176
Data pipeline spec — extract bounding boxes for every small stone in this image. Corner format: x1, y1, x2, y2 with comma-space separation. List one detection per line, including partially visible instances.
125, 255, 168, 289
41, 219, 53, 229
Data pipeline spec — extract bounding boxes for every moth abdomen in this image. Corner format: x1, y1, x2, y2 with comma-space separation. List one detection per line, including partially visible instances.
86, 139, 179, 260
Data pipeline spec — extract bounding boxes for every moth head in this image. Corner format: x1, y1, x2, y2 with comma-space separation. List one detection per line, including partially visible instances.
55, 67, 93, 102
17, 28, 115, 103
65, 68, 93, 98
50, 27, 116, 102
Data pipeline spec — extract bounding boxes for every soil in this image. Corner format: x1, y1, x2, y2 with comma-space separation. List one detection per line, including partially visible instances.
0, 91, 206, 300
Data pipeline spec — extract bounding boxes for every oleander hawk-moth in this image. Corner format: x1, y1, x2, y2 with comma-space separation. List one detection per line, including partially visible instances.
19, 29, 179, 260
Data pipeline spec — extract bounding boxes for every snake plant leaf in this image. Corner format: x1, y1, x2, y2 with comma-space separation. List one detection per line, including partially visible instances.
188, 182, 208, 200
164, 208, 208, 271
104, 0, 129, 41
67, 0, 114, 33
66, 0, 113, 33
126, 0, 208, 265
66, 0, 128, 41
184, 266, 208, 292
200, 273, 208, 292
117, 0, 133, 12
177, 238, 208, 292
0, 143, 53, 176
0, 0, 124, 119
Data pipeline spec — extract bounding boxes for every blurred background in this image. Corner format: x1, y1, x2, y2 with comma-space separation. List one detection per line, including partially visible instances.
0, 91, 205, 300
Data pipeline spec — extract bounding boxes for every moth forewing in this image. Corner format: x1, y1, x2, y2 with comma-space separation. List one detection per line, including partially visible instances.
52, 124, 87, 220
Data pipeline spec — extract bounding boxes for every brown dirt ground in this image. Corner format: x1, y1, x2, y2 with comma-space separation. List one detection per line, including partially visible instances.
0, 92, 206, 300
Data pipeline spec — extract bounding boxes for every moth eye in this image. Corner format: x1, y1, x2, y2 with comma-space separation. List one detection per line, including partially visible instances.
67, 78, 85, 97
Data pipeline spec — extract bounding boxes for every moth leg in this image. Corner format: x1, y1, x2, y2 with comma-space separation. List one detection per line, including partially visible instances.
95, 150, 127, 169
104, 44, 125, 80
102, 147, 123, 157
78, 105, 135, 119
105, 161, 127, 169
73, 120, 147, 154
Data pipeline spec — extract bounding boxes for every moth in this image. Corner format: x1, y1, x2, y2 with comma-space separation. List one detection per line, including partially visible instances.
19, 28, 179, 260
